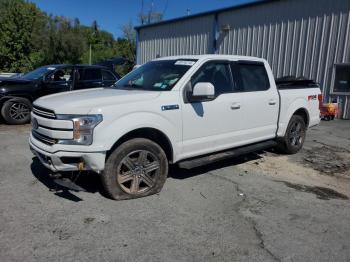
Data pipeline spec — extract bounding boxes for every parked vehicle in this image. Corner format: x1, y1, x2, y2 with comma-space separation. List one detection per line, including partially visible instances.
0, 64, 119, 124
29, 55, 321, 200
320, 103, 337, 120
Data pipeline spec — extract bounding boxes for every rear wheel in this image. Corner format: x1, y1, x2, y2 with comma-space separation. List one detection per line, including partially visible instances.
278, 115, 306, 154
1, 98, 32, 124
101, 138, 168, 200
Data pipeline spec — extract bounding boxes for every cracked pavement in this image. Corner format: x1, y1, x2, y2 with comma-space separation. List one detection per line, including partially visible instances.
0, 120, 350, 261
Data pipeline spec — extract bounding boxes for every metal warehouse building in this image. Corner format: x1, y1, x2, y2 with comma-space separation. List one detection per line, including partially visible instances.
135, 0, 350, 118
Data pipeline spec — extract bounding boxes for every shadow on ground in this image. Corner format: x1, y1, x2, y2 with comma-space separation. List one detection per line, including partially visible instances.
30, 151, 264, 202
30, 157, 103, 202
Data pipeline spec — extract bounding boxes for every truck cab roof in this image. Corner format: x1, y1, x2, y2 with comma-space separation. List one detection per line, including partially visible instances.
155, 54, 267, 63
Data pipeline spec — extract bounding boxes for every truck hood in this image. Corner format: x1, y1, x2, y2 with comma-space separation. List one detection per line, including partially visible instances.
0, 77, 34, 87
34, 88, 161, 114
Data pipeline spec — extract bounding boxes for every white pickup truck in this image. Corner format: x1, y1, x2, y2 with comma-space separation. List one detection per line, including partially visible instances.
29, 55, 321, 200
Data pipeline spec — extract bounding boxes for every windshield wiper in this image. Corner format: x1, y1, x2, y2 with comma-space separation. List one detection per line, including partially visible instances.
114, 84, 144, 90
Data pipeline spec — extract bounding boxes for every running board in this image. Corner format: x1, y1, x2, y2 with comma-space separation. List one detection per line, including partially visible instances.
178, 140, 277, 169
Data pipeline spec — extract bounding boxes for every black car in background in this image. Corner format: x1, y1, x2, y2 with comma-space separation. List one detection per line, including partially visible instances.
0, 64, 120, 124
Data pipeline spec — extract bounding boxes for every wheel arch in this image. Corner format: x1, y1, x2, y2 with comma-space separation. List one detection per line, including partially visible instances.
292, 107, 309, 127
107, 127, 174, 163
277, 97, 310, 137
0, 95, 33, 107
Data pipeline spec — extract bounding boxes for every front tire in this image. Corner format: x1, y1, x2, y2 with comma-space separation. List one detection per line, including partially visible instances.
278, 115, 306, 154
1, 98, 32, 124
101, 138, 168, 200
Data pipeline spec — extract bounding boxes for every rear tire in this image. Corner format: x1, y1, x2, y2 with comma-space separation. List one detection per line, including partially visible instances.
1, 98, 32, 124
101, 138, 168, 200
277, 115, 306, 154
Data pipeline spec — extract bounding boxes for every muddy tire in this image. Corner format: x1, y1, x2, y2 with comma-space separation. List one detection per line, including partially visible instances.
277, 115, 306, 154
1, 98, 32, 124
101, 138, 168, 200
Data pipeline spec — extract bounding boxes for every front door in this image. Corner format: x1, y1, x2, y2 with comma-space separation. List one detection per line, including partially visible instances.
43, 67, 73, 96
181, 60, 238, 159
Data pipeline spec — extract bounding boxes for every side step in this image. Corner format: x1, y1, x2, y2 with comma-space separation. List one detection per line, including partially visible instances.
178, 140, 277, 169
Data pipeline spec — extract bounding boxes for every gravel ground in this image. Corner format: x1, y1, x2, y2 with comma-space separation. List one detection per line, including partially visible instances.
0, 120, 349, 262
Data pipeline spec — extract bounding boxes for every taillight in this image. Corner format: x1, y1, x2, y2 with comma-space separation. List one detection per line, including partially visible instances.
318, 94, 323, 108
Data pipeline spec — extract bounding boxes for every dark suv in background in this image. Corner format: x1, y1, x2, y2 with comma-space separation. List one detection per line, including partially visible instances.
0, 64, 120, 124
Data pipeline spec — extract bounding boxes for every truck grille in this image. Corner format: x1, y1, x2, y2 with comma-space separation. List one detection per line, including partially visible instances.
32, 131, 57, 145
32, 105, 56, 119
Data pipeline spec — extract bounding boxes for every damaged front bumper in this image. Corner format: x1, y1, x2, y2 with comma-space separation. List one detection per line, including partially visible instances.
29, 135, 106, 173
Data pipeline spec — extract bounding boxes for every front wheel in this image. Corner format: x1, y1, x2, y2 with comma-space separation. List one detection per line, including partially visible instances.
1, 98, 32, 124
277, 115, 306, 154
101, 138, 168, 200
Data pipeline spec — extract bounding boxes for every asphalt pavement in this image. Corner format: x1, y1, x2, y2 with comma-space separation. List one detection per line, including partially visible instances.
0, 120, 349, 262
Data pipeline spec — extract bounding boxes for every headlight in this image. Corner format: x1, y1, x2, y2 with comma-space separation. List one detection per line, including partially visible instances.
56, 114, 103, 145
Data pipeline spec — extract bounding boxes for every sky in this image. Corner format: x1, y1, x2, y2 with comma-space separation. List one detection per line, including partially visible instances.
30, 0, 257, 38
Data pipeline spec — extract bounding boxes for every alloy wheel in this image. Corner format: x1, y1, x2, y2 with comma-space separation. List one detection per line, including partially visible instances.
289, 121, 304, 146
117, 150, 160, 194
9, 102, 30, 120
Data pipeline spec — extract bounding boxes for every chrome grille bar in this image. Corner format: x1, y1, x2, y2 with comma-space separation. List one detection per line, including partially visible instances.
32, 106, 56, 119
32, 131, 56, 145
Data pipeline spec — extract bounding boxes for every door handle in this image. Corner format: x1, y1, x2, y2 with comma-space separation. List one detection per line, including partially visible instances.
231, 103, 241, 110
268, 99, 277, 105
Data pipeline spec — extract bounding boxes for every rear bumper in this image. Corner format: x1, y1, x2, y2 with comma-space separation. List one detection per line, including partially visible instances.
29, 136, 106, 173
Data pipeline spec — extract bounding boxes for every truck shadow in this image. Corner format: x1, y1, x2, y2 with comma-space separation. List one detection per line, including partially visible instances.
30, 151, 264, 202
30, 157, 103, 202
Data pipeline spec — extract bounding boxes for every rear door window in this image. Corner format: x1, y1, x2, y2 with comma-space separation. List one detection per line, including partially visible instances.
82, 68, 102, 81
231, 63, 270, 92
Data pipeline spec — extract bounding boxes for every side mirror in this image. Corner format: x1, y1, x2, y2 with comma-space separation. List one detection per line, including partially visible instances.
190, 82, 215, 102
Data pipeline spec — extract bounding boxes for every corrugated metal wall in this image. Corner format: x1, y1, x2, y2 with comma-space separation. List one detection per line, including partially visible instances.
137, 14, 214, 64
217, 0, 350, 99
137, 0, 350, 103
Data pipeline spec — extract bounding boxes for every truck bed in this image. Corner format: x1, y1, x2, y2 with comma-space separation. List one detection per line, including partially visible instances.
276, 77, 319, 90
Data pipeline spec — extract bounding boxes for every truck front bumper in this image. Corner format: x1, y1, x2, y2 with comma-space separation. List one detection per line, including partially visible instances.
29, 136, 106, 173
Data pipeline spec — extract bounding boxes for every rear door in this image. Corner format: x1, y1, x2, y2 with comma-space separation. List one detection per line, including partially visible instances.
75, 68, 103, 90
229, 61, 279, 142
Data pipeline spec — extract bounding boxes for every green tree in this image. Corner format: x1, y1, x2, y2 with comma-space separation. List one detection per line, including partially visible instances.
0, 0, 137, 75
0, 0, 46, 72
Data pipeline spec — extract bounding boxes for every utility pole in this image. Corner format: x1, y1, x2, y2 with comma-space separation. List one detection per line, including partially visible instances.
89, 44, 92, 65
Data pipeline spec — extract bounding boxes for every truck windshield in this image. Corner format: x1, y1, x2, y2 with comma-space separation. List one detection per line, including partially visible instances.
21, 66, 56, 80
113, 60, 196, 91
